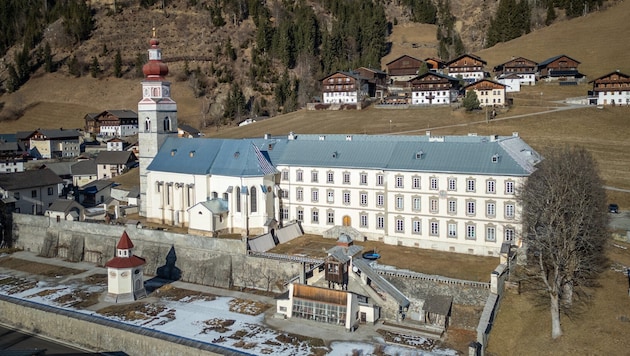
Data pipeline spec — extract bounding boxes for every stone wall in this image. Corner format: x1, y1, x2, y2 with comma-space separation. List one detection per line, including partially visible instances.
12, 214, 301, 293
0, 295, 244, 356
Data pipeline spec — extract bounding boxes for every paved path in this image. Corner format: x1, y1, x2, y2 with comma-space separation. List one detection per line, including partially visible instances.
0, 251, 410, 346
391, 102, 591, 136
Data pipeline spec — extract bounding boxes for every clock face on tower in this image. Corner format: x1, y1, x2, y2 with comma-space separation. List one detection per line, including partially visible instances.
163, 86, 170, 97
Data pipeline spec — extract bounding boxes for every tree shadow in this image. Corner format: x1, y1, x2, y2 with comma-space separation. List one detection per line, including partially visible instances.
145, 245, 182, 293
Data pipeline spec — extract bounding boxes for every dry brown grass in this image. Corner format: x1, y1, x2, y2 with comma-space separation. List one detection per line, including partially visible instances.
269, 234, 498, 282
475, 0, 630, 78
486, 240, 630, 356
0, 257, 83, 277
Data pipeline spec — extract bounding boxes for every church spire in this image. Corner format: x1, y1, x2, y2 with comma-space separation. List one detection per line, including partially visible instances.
142, 28, 169, 81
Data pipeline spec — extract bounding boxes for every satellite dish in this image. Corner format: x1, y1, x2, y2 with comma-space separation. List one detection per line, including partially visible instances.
352, 266, 358, 273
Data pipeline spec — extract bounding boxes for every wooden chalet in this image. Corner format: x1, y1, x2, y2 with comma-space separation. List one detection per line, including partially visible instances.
321, 71, 368, 104
354, 67, 388, 98
588, 70, 630, 105
493, 57, 537, 86
537, 54, 583, 82
385, 55, 424, 82
408, 72, 461, 105
464, 79, 507, 107
446, 54, 487, 83
493, 56, 537, 75
84, 110, 139, 137
425, 57, 446, 73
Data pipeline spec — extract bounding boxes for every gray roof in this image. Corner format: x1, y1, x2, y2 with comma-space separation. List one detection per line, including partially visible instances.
71, 159, 97, 175
106, 109, 138, 119
148, 138, 278, 176
422, 295, 453, 315
46, 199, 83, 213
95, 151, 136, 165
327, 244, 364, 264
81, 179, 115, 192
148, 134, 540, 177
0, 168, 62, 190
40, 161, 75, 176
191, 199, 229, 214
179, 124, 201, 135
352, 258, 410, 308
30, 129, 80, 140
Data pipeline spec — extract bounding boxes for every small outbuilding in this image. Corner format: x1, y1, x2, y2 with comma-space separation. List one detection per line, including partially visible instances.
104, 231, 147, 303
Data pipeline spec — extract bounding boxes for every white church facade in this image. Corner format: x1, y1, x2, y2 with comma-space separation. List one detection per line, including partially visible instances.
137, 34, 542, 256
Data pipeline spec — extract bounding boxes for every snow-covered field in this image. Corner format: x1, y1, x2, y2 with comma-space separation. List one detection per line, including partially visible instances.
0, 273, 458, 356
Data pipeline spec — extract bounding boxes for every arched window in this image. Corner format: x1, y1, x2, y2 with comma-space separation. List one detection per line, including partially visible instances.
236, 187, 241, 213
250, 186, 257, 213
145, 117, 151, 132
164, 117, 171, 132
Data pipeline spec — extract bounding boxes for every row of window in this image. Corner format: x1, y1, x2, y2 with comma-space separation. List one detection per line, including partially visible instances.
282, 170, 516, 194
281, 207, 515, 242
478, 90, 503, 96
143, 117, 173, 132
288, 189, 516, 218
13, 188, 55, 200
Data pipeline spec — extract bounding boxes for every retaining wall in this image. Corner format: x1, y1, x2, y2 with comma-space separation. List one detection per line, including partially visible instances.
12, 214, 301, 292
0, 294, 248, 356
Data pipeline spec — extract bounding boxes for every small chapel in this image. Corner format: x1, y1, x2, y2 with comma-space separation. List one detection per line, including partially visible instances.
104, 231, 147, 303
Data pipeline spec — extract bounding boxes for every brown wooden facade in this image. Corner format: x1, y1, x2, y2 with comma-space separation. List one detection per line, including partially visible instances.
590, 71, 630, 92
446, 54, 486, 75
325, 256, 348, 286
537, 54, 581, 77
385, 55, 424, 76
84, 110, 138, 135
409, 72, 460, 91
493, 57, 538, 75
321, 72, 362, 93
424, 57, 446, 72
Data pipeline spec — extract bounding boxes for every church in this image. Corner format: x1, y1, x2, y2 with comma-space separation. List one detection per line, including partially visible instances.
137, 33, 542, 256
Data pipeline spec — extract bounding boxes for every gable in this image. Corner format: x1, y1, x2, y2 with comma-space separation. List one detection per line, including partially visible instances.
385, 54, 423, 67
466, 80, 506, 90
447, 54, 487, 67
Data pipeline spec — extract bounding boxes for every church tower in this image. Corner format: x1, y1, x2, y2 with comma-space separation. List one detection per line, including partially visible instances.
138, 29, 178, 217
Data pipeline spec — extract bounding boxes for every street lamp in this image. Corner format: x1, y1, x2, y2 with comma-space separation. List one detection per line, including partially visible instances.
389, 120, 392, 132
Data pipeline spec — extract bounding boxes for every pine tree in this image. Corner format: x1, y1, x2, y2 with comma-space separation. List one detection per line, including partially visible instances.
6, 64, 19, 93
135, 52, 145, 78
463, 90, 480, 111
545, 3, 557, 25
90, 56, 100, 78
114, 49, 122, 78
43, 42, 54, 73
67, 55, 80, 77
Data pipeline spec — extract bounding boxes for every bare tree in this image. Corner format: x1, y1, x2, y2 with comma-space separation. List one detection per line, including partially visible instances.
520, 146, 608, 339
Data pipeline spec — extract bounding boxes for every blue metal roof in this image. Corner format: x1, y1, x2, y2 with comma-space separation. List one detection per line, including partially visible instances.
148, 137, 278, 176
148, 134, 540, 177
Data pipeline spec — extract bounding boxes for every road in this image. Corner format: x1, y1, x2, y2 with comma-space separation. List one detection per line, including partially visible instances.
390, 102, 590, 136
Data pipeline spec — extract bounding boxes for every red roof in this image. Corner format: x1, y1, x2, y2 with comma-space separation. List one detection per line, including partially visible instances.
117, 231, 134, 249
105, 231, 145, 268
105, 255, 146, 268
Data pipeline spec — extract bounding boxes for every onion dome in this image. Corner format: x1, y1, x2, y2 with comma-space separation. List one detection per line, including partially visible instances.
142, 36, 169, 80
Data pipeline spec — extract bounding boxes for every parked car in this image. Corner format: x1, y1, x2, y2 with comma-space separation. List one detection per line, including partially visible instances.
608, 203, 619, 213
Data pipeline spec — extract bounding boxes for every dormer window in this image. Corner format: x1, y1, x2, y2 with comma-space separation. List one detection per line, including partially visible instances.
492, 154, 500, 163
415, 151, 424, 159
170, 149, 177, 156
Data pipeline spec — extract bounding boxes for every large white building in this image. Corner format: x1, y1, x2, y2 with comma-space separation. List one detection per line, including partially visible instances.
138, 35, 542, 257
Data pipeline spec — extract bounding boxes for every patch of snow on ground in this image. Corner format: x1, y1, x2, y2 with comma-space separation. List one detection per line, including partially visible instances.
0, 274, 459, 355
